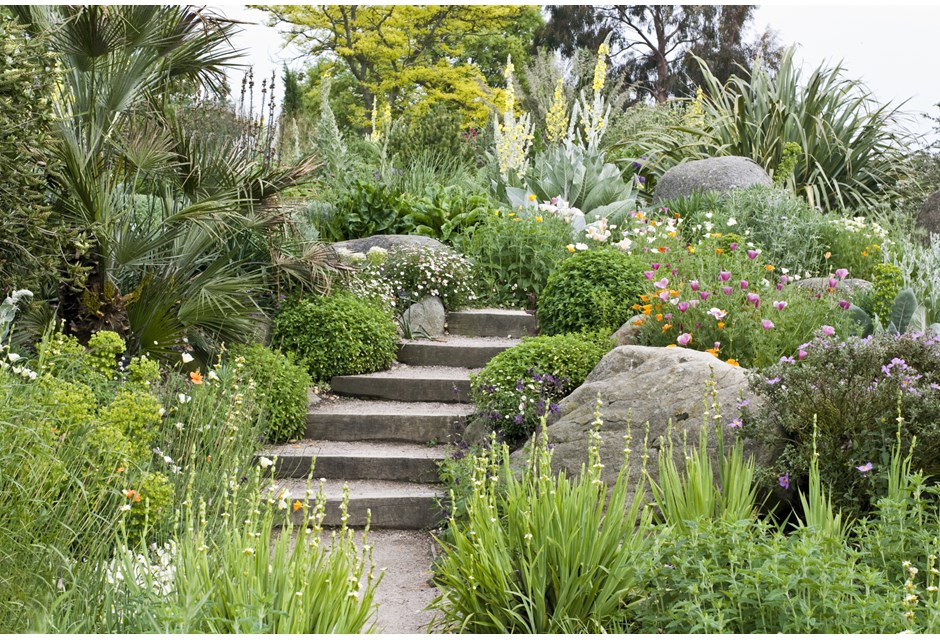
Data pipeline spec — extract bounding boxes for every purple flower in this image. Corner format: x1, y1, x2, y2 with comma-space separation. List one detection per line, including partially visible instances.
672, 268, 679, 277
828, 278, 838, 289
659, 290, 671, 302
643, 271, 654, 280
740, 280, 749, 290
821, 325, 836, 337
773, 300, 787, 311
677, 332, 692, 346
747, 292, 761, 308
678, 301, 690, 312
663, 313, 673, 321
798, 349, 808, 361
839, 299, 851, 310
766, 376, 781, 385
779, 472, 790, 489
780, 355, 796, 364
747, 249, 758, 260
549, 403, 560, 414
719, 271, 731, 282
856, 462, 873, 473
654, 277, 669, 289
700, 291, 710, 301
728, 418, 743, 429
762, 319, 775, 330
651, 262, 660, 271
835, 268, 849, 280
690, 280, 700, 292
736, 398, 750, 408
730, 242, 738, 251
514, 415, 524, 425
723, 286, 734, 296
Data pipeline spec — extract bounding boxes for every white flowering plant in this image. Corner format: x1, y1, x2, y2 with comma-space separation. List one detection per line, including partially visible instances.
362, 245, 478, 311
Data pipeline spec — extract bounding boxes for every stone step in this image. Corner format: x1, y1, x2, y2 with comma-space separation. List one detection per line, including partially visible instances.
397, 335, 519, 369
331, 366, 475, 403
447, 308, 537, 338
278, 478, 443, 529
264, 440, 446, 484
306, 398, 474, 443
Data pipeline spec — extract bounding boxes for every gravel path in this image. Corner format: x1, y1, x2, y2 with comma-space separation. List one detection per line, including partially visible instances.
365, 529, 440, 634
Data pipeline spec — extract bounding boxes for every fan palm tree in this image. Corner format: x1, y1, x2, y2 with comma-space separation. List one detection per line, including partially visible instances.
13, 5, 339, 361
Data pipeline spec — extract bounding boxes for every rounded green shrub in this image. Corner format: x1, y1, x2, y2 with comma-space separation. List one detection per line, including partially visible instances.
231, 343, 312, 443
470, 332, 613, 443
537, 249, 646, 335
870, 262, 904, 321
273, 293, 398, 383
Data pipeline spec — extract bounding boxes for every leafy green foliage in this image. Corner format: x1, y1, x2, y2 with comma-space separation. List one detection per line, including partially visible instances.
470, 332, 613, 441
742, 332, 940, 516
538, 248, 646, 335
462, 211, 573, 308
273, 293, 398, 383
430, 424, 650, 633
230, 344, 311, 443
871, 263, 905, 321
0, 15, 63, 295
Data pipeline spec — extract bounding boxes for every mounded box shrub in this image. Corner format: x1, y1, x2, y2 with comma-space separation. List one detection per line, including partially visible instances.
537, 248, 646, 335
470, 332, 613, 443
273, 293, 398, 383
231, 343, 312, 443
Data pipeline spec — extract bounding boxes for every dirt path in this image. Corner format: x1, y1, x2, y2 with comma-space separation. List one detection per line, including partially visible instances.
361, 529, 440, 634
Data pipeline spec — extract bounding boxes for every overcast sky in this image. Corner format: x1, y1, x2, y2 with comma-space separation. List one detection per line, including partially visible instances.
219, 4, 940, 148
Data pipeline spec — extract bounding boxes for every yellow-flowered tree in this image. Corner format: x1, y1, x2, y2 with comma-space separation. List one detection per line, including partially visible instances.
261, 5, 542, 130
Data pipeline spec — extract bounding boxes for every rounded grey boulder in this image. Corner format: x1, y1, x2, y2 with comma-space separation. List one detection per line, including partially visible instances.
509, 345, 777, 507
653, 156, 773, 205
332, 234, 448, 255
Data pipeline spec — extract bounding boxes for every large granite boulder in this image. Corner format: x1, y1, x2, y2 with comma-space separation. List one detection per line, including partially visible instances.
332, 234, 448, 255
653, 156, 772, 205
400, 295, 445, 338
917, 190, 940, 238
510, 345, 775, 506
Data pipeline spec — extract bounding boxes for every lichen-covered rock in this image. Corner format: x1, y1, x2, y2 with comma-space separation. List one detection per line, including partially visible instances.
510, 345, 776, 505
400, 295, 445, 338
611, 314, 645, 346
332, 234, 448, 256
653, 156, 772, 205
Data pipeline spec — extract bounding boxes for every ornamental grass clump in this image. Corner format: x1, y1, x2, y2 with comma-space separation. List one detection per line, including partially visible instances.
430, 403, 652, 633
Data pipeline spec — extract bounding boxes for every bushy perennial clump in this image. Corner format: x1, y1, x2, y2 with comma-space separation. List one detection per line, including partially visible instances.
742, 330, 940, 516
230, 343, 311, 443
362, 245, 477, 311
537, 248, 646, 335
273, 292, 398, 382
462, 210, 573, 308
469, 332, 613, 442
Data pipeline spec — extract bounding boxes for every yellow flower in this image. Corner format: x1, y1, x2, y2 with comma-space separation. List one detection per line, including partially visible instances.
717, 321, 725, 329
567, 244, 576, 253
668, 231, 677, 238
632, 318, 645, 326
824, 251, 832, 259
725, 358, 740, 367
527, 193, 537, 202
535, 216, 543, 222
661, 323, 673, 332
765, 264, 775, 272
706, 347, 719, 357
715, 248, 724, 255
687, 246, 696, 254
655, 313, 664, 322
861, 251, 869, 257
665, 344, 677, 348
292, 500, 303, 512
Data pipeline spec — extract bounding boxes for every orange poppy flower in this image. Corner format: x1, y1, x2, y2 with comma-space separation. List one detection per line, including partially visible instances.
125, 489, 142, 503
190, 370, 203, 384
293, 500, 303, 512
725, 358, 740, 367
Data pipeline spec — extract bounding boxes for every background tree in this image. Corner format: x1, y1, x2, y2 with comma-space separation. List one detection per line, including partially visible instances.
260, 5, 543, 128
537, 5, 781, 103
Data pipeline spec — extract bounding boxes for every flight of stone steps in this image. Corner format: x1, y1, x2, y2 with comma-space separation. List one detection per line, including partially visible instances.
261, 309, 537, 529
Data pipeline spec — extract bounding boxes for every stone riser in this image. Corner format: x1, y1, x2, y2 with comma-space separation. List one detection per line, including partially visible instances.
446, 311, 537, 338
275, 454, 441, 484
292, 496, 443, 530
331, 376, 472, 403
306, 413, 467, 443
397, 342, 509, 369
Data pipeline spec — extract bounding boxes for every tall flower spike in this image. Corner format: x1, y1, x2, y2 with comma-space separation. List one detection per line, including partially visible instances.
545, 78, 569, 143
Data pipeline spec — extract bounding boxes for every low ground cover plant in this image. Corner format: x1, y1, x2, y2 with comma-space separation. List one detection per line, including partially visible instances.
361, 245, 478, 311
